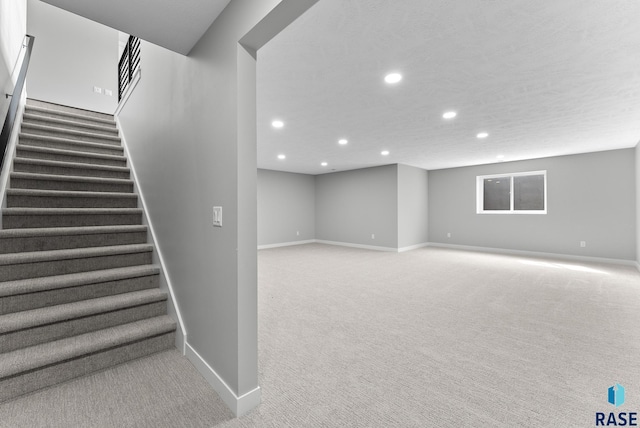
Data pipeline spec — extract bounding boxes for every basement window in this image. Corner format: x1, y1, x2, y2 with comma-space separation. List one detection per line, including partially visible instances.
476, 170, 547, 214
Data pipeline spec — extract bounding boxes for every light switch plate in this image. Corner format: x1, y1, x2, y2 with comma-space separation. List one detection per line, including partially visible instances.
213, 206, 222, 227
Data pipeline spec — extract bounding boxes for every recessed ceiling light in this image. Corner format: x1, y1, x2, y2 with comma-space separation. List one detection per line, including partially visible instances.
277, 154, 286, 160
381, 150, 390, 156
442, 111, 457, 119
338, 139, 348, 145
384, 73, 402, 84
321, 162, 328, 166
272, 120, 284, 128
477, 132, 489, 139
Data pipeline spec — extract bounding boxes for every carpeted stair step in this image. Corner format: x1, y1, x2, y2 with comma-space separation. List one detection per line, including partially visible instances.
0, 288, 168, 353
0, 315, 176, 403
13, 157, 130, 179
25, 104, 115, 127
21, 123, 122, 145
19, 133, 124, 156
16, 145, 127, 167
0, 244, 153, 281
0, 225, 148, 254
22, 112, 119, 137
2, 207, 143, 229
0, 265, 160, 315
6, 189, 138, 209
10, 172, 133, 193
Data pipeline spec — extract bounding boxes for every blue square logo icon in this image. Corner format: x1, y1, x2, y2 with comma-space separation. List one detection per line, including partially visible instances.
608, 384, 625, 408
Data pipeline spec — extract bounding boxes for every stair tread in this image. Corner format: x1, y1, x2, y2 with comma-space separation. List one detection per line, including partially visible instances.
16, 145, 125, 161
23, 113, 119, 134
0, 243, 153, 266
6, 188, 137, 198
0, 315, 175, 379
13, 157, 129, 172
21, 124, 121, 142
0, 224, 146, 238
3, 207, 142, 215
25, 105, 115, 126
0, 265, 160, 298
10, 171, 133, 184
0, 289, 167, 334
19, 133, 123, 152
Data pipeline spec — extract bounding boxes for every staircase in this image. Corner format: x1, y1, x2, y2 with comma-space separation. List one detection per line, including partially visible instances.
0, 99, 176, 403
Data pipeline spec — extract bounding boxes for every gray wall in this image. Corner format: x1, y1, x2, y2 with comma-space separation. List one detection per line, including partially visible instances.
257, 169, 315, 246
0, 0, 27, 120
116, 0, 316, 408
315, 164, 398, 248
397, 164, 428, 249
26, 0, 117, 113
429, 149, 636, 260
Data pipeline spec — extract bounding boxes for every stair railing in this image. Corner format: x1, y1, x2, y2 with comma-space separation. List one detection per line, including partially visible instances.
0, 34, 35, 173
118, 35, 140, 102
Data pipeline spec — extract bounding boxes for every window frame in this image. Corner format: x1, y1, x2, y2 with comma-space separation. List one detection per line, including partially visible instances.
476, 170, 547, 215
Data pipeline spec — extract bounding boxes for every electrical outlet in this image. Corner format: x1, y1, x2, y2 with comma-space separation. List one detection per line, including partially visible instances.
93, 86, 102, 94
580, 241, 586, 248
447, 232, 451, 238
104, 89, 113, 96
213, 206, 222, 227
296, 231, 300, 236
371, 234, 375, 239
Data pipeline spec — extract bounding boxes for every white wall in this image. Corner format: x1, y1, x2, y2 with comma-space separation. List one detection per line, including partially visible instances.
26, 0, 117, 113
315, 165, 399, 249
257, 169, 315, 246
0, 0, 27, 120
397, 164, 428, 249
116, 0, 317, 416
429, 149, 636, 261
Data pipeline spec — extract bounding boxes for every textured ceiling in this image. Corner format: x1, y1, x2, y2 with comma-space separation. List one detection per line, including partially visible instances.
41, 0, 231, 54
257, 0, 640, 174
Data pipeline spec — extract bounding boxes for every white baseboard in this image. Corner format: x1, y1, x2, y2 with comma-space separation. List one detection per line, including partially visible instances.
398, 242, 430, 253
315, 239, 397, 252
185, 342, 261, 417
259, 240, 431, 253
258, 239, 315, 250
428, 242, 637, 267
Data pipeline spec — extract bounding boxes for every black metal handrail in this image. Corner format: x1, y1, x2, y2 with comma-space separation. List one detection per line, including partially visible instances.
1, 34, 35, 172
118, 35, 140, 102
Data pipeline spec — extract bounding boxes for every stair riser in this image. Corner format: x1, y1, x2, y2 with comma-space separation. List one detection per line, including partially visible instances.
0, 301, 167, 353
3, 212, 142, 229
16, 148, 127, 167
13, 162, 130, 179
21, 126, 121, 146
6, 194, 138, 209
10, 177, 133, 193
25, 104, 114, 124
0, 331, 175, 403
23, 117, 119, 137
19, 139, 123, 156
0, 251, 152, 281
0, 274, 159, 315
0, 230, 147, 254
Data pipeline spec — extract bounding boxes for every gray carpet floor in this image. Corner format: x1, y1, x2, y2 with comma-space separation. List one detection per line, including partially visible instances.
1, 243, 639, 427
